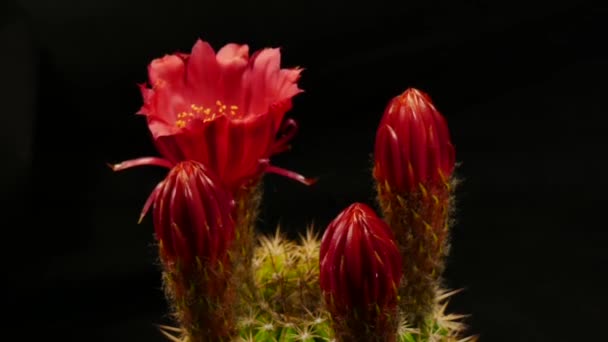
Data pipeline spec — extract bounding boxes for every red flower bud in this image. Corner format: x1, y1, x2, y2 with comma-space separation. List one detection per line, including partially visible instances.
151, 160, 235, 269
320, 203, 402, 341
374, 88, 455, 193
149, 161, 237, 340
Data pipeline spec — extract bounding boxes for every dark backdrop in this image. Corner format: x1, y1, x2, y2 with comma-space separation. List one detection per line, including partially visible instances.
2, 1, 607, 341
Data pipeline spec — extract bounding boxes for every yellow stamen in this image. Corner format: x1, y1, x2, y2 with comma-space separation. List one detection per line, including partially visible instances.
175, 100, 240, 128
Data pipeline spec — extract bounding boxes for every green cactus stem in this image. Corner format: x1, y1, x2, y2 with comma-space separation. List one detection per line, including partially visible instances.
160, 244, 236, 342
157, 227, 474, 342
252, 229, 322, 317
231, 182, 264, 300
376, 175, 458, 329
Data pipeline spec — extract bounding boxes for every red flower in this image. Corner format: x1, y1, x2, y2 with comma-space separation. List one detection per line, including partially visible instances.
151, 160, 235, 268
111, 39, 314, 192
374, 88, 455, 193
319, 203, 402, 330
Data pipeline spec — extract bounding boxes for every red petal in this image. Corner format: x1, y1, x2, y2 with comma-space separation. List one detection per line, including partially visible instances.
409, 104, 428, 185
186, 39, 220, 104
148, 54, 187, 89
108, 157, 174, 171
381, 124, 406, 191
154, 175, 176, 256
217, 43, 249, 106
216, 43, 249, 64
245, 48, 281, 115
169, 179, 194, 264
276, 68, 303, 101
271, 118, 298, 155
345, 214, 363, 295
424, 113, 442, 184
183, 169, 210, 261
137, 83, 155, 116
139, 181, 164, 223
266, 165, 317, 186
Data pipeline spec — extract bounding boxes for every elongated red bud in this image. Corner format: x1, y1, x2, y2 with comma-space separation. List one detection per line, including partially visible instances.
151, 160, 237, 341
373, 88, 457, 328
374, 88, 455, 193
152, 160, 235, 269
320, 203, 402, 341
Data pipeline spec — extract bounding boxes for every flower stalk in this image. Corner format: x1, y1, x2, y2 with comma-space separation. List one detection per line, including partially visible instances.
373, 88, 456, 329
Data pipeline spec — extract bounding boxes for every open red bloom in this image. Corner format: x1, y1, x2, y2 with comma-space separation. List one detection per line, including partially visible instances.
151, 160, 235, 268
111, 39, 313, 192
319, 203, 402, 322
374, 88, 455, 193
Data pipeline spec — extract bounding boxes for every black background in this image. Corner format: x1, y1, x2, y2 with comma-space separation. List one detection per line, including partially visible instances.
2, 1, 607, 341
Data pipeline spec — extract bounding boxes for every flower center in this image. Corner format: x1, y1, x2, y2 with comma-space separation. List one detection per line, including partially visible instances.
175, 100, 240, 128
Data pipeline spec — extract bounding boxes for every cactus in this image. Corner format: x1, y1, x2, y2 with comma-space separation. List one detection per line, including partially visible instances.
157, 228, 475, 342
111, 39, 476, 342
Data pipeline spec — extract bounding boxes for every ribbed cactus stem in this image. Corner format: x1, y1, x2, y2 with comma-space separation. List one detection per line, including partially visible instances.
155, 225, 474, 342
232, 182, 264, 299
161, 247, 236, 342
376, 175, 456, 328
253, 228, 323, 318
328, 306, 398, 342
